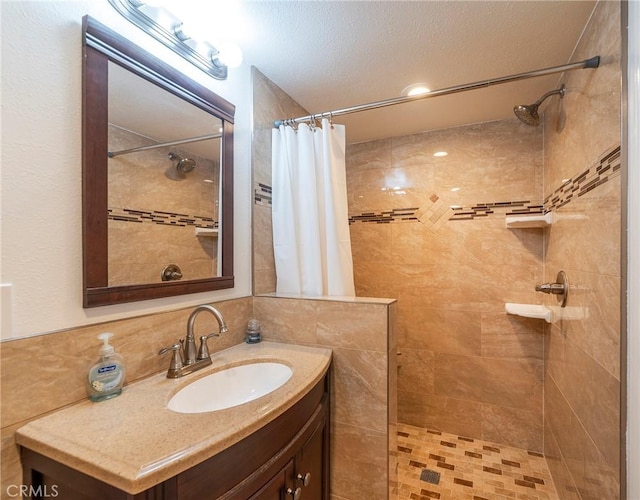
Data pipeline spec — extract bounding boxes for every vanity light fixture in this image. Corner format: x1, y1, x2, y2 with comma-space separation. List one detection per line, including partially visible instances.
108, 0, 243, 80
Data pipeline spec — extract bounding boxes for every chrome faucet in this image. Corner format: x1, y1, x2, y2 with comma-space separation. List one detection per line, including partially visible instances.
158, 304, 228, 378
184, 304, 229, 364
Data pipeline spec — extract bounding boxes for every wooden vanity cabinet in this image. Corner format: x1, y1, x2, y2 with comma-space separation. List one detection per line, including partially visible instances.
20, 374, 329, 500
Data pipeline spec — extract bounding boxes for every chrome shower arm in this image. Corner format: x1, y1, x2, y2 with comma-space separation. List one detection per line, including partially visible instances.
534, 85, 567, 106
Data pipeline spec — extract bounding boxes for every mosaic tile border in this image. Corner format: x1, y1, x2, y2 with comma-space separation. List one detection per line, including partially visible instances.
544, 144, 621, 212
348, 207, 420, 224
347, 201, 544, 225
254, 183, 272, 207
449, 201, 544, 221
108, 207, 217, 229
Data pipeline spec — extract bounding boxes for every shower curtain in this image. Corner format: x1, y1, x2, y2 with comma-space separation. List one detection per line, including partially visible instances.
271, 118, 355, 296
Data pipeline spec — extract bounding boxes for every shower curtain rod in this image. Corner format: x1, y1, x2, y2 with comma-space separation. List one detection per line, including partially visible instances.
273, 56, 600, 128
107, 132, 222, 158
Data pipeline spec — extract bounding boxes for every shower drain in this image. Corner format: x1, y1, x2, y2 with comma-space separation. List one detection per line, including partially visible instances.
420, 469, 441, 485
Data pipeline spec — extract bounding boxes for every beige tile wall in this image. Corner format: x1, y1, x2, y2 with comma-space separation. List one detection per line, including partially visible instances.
108, 125, 220, 285
253, 295, 397, 500
0, 297, 251, 497
251, 67, 309, 294
541, 1, 622, 498
346, 120, 546, 452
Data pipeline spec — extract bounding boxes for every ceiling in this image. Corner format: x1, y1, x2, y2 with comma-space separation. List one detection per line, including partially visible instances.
238, 0, 597, 144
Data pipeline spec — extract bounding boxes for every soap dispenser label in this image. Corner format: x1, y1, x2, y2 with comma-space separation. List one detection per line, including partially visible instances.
98, 364, 117, 374
90, 367, 124, 392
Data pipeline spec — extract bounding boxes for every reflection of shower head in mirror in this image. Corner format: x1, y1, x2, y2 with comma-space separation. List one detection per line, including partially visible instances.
168, 152, 196, 174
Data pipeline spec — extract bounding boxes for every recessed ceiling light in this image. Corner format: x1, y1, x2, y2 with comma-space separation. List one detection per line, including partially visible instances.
433, 151, 448, 157
402, 83, 431, 97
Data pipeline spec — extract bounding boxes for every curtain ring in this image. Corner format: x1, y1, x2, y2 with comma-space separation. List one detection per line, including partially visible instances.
328, 111, 334, 128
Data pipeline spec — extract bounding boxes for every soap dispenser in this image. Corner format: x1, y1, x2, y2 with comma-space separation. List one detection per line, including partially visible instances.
87, 333, 126, 402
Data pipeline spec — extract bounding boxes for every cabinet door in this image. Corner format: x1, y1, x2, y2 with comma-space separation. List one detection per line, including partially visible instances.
295, 414, 328, 500
250, 459, 294, 500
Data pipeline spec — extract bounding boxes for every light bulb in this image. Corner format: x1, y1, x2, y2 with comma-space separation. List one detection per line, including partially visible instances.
130, 0, 165, 7
407, 86, 430, 96
402, 83, 431, 96
212, 41, 243, 68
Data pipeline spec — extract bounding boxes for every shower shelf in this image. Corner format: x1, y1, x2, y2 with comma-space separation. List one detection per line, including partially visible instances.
195, 228, 219, 237
505, 303, 552, 323
505, 212, 554, 228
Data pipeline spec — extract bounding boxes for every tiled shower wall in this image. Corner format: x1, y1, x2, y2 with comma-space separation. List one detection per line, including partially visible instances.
108, 125, 219, 285
541, 1, 622, 498
251, 67, 308, 294
346, 120, 546, 452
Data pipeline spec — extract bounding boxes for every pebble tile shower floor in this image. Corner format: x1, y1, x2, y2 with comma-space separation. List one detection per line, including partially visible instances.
395, 423, 559, 500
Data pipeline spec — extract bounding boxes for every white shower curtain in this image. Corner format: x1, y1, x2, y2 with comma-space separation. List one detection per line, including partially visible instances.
272, 118, 355, 297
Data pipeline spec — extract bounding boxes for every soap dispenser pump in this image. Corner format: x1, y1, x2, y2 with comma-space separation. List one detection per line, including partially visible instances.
87, 333, 126, 402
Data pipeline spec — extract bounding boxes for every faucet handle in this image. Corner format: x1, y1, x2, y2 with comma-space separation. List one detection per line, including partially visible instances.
196, 332, 220, 361
534, 270, 569, 307
158, 343, 183, 378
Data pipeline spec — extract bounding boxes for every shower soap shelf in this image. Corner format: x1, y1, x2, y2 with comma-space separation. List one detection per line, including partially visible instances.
505, 303, 552, 323
195, 228, 219, 237
505, 212, 553, 228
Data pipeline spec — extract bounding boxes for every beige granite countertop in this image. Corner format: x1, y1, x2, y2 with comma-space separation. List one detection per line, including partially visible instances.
15, 341, 332, 494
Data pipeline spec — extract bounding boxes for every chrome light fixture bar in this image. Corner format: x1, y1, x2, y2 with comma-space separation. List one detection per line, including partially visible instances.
108, 0, 228, 80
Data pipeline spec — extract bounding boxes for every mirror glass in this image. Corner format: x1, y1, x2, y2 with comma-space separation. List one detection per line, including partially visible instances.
107, 63, 222, 286
82, 16, 234, 307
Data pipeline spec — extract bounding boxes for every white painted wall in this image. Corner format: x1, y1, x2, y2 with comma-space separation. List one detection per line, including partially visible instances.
627, 2, 639, 498
0, 1, 252, 339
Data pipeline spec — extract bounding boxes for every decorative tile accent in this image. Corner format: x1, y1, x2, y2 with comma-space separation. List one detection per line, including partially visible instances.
415, 194, 454, 232
449, 200, 544, 221
348, 200, 544, 225
254, 182, 272, 206
395, 422, 559, 500
348, 207, 420, 224
544, 144, 621, 211
108, 207, 216, 228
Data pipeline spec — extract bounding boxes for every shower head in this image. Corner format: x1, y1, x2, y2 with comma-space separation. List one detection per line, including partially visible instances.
514, 84, 566, 126
168, 152, 196, 174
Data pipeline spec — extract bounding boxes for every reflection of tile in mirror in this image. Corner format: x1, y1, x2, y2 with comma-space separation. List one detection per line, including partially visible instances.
106, 126, 221, 286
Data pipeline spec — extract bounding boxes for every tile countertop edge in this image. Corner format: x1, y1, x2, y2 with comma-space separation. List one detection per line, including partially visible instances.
15, 341, 333, 494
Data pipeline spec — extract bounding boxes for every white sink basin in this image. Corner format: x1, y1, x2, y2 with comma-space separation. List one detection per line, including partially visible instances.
167, 362, 293, 414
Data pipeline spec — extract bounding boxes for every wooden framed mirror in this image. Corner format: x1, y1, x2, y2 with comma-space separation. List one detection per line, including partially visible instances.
82, 16, 234, 307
